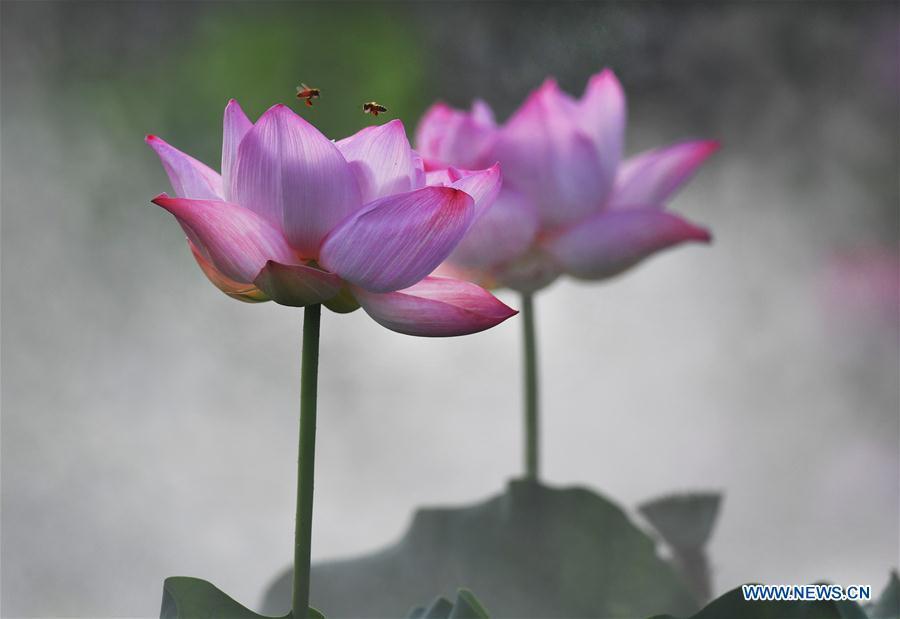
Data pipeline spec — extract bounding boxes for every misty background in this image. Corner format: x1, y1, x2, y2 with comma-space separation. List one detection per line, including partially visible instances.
2, 1, 898, 618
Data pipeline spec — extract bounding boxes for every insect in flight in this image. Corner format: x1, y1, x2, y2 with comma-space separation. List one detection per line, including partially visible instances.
362, 101, 388, 116
296, 83, 320, 107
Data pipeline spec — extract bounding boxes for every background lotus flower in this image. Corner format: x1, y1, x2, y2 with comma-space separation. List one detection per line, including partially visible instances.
146, 101, 515, 337
417, 69, 717, 293
416, 69, 718, 482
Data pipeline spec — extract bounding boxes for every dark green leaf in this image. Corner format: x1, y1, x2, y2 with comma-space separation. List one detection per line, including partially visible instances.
160, 576, 322, 619
262, 481, 699, 617
869, 570, 900, 619
421, 597, 453, 619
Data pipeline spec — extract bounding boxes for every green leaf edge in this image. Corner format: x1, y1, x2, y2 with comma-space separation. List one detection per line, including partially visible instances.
162, 577, 490, 619
452, 589, 490, 619
161, 576, 324, 619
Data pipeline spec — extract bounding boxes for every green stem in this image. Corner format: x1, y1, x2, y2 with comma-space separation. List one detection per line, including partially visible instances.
521, 292, 539, 482
293, 304, 321, 619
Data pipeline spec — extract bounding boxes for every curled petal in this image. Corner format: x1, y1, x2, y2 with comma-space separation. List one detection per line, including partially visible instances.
446, 186, 539, 271
543, 208, 712, 280
578, 69, 626, 195
410, 151, 427, 189
491, 79, 607, 227
319, 186, 474, 293
353, 276, 517, 337
252, 261, 343, 307
426, 164, 502, 221
336, 119, 419, 203
447, 164, 502, 220
230, 104, 361, 256
414, 101, 497, 169
152, 195, 298, 284
145, 135, 223, 200
607, 140, 720, 209
189, 242, 269, 303
424, 167, 459, 187
221, 99, 253, 201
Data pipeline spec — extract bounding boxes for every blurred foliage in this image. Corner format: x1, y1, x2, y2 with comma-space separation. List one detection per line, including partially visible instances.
648, 585, 868, 619
407, 590, 490, 619
160, 577, 488, 619
66, 4, 426, 173
868, 571, 900, 619
161, 576, 299, 619
263, 481, 698, 618
639, 493, 722, 603
639, 493, 721, 551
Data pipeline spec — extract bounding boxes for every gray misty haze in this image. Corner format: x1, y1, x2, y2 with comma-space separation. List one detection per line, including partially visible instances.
2, 2, 898, 618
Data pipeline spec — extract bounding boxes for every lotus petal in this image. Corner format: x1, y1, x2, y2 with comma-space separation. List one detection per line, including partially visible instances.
491, 79, 607, 227
146, 135, 223, 200
544, 207, 711, 280
578, 69, 626, 196
152, 194, 297, 284
221, 99, 253, 201
253, 260, 343, 307
353, 276, 517, 337
336, 119, 419, 204
446, 187, 539, 270
189, 242, 269, 303
415, 101, 496, 169
607, 140, 719, 209
319, 186, 474, 293
229, 104, 362, 257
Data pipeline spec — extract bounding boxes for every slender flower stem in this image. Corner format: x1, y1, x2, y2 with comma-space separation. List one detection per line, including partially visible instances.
521, 292, 539, 482
293, 304, 321, 619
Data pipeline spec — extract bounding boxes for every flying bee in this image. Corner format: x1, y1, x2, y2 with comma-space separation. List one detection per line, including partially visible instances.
296, 83, 320, 107
362, 101, 388, 116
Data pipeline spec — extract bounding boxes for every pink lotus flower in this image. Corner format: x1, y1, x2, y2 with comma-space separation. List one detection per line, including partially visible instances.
417, 69, 718, 292
146, 101, 516, 336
